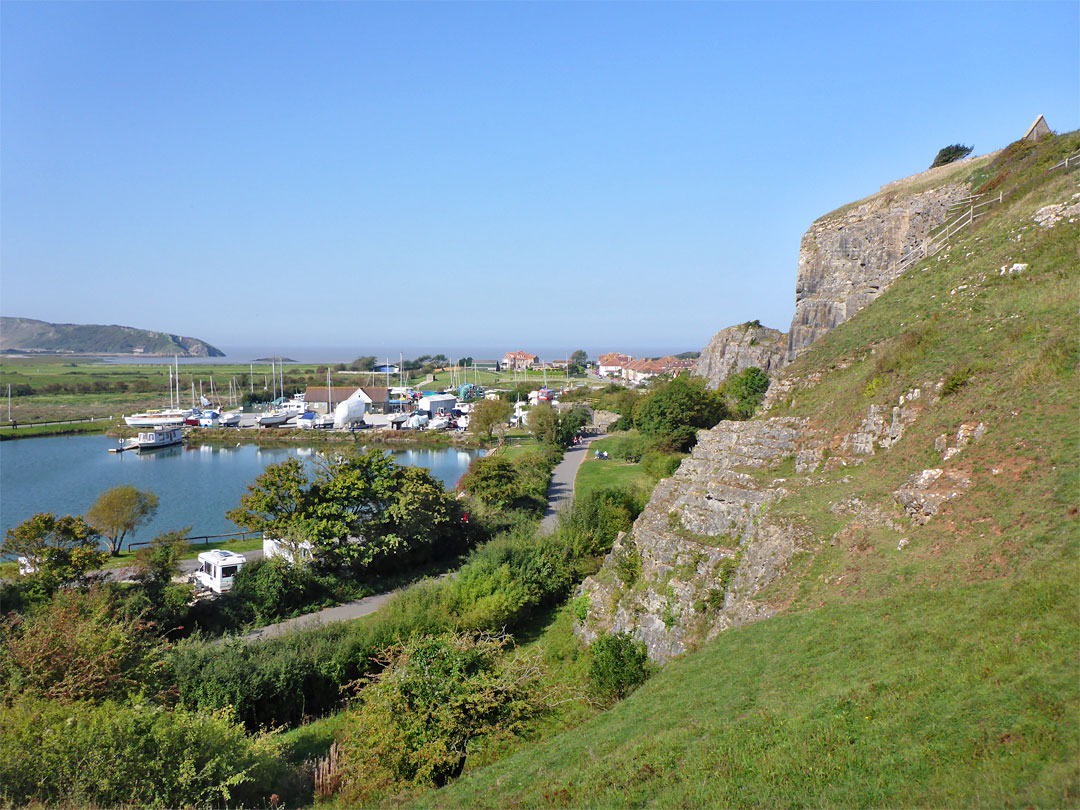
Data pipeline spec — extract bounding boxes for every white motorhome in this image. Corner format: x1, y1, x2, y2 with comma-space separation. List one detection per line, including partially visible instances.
194, 550, 247, 594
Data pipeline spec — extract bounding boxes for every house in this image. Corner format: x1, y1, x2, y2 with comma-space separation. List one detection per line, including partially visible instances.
303, 386, 391, 414
1022, 114, 1051, 143
622, 356, 696, 384
418, 393, 457, 415
372, 363, 399, 374
598, 352, 634, 377
500, 351, 539, 371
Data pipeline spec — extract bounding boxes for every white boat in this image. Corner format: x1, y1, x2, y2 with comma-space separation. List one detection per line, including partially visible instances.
124, 409, 188, 427
198, 411, 221, 428
255, 410, 290, 427
427, 416, 450, 431
296, 412, 317, 429
219, 411, 242, 427
136, 425, 184, 450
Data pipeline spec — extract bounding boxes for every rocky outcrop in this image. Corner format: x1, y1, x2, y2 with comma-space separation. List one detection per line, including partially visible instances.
786, 183, 970, 361
576, 417, 810, 663
694, 322, 788, 389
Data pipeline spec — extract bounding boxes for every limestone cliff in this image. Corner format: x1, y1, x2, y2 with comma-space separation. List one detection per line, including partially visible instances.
785, 181, 970, 361
694, 322, 787, 389
577, 418, 811, 662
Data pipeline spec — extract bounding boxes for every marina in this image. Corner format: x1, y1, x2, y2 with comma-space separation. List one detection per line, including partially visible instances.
0, 434, 483, 547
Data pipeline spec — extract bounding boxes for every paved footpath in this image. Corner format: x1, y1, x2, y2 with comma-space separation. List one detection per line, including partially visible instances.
241, 589, 397, 641
205, 432, 605, 642
540, 432, 605, 534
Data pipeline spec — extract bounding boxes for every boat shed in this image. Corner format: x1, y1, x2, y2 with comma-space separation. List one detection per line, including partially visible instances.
418, 393, 457, 416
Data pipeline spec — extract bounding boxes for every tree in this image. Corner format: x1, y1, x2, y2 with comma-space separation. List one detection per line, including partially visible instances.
469, 398, 512, 439
227, 449, 462, 572
349, 355, 377, 372
1, 513, 104, 588
635, 375, 727, 452
86, 485, 160, 557
460, 457, 520, 509
457, 356, 474, 367
528, 403, 560, 446
226, 458, 310, 537
721, 366, 771, 419
930, 143, 974, 168
570, 350, 589, 368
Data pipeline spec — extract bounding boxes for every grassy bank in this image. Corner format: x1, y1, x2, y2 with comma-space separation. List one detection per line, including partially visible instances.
0, 420, 113, 440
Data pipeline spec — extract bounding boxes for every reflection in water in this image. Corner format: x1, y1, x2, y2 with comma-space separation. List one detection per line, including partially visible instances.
1, 435, 483, 542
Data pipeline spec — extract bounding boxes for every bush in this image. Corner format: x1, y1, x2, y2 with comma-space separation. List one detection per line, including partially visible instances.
930, 143, 974, 168
560, 486, 644, 562
461, 457, 521, 509
218, 557, 348, 626
588, 632, 650, 704
336, 632, 547, 803
720, 366, 770, 419
0, 696, 299, 809
0, 587, 166, 704
640, 450, 685, 481
942, 364, 975, 396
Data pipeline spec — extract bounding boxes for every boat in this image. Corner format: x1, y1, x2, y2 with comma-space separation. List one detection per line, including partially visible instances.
124, 409, 188, 427
135, 425, 184, 451
427, 416, 450, 431
219, 410, 242, 427
198, 410, 221, 427
255, 410, 291, 427
296, 412, 317, 429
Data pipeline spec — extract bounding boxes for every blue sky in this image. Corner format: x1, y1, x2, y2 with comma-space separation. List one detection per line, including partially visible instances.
2, 1, 1077, 360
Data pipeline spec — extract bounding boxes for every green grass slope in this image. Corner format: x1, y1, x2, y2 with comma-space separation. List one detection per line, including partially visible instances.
415, 133, 1080, 808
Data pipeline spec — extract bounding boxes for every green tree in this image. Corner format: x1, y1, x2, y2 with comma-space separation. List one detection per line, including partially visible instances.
570, 349, 589, 369
528, 403, 560, 446
349, 355, 377, 371
721, 366, 770, 419
457, 356, 474, 367
1, 513, 104, 588
226, 458, 311, 538
930, 143, 974, 168
635, 375, 726, 451
86, 485, 159, 556
469, 398, 512, 439
461, 457, 520, 509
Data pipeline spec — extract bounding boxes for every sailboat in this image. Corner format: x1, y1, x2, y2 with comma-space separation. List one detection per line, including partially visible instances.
125, 357, 191, 426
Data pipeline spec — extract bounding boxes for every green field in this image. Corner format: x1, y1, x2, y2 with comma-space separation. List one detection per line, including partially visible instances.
574, 436, 653, 501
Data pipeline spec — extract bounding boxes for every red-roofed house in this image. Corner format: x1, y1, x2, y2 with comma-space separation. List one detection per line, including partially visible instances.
598, 352, 634, 377
500, 351, 539, 371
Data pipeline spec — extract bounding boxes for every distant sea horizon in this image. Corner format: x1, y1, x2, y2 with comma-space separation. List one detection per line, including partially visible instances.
96, 343, 705, 365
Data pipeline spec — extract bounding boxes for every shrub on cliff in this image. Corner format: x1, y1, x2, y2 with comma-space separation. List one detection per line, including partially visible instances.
588, 632, 650, 705
930, 143, 973, 168
720, 366, 770, 419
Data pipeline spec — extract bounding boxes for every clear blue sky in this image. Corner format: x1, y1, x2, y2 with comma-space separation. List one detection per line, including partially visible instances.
2, 1, 1076, 360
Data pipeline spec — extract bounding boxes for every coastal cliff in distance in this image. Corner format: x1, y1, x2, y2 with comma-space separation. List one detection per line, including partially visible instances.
0, 317, 225, 357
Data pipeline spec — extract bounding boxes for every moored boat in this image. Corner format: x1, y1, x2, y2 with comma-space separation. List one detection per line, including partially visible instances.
136, 425, 184, 450
124, 409, 188, 428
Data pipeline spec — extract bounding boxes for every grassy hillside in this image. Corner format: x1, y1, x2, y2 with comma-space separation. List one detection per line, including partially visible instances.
411, 133, 1080, 807
0, 316, 224, 356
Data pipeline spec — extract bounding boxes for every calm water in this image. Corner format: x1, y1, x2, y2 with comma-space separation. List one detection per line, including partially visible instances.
0, 436, 482, 545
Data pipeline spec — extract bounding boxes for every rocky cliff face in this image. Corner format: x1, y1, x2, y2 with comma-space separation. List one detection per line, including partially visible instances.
785, 182, 970, 361
694, 322, 787, 389
577, 418, 811, 662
